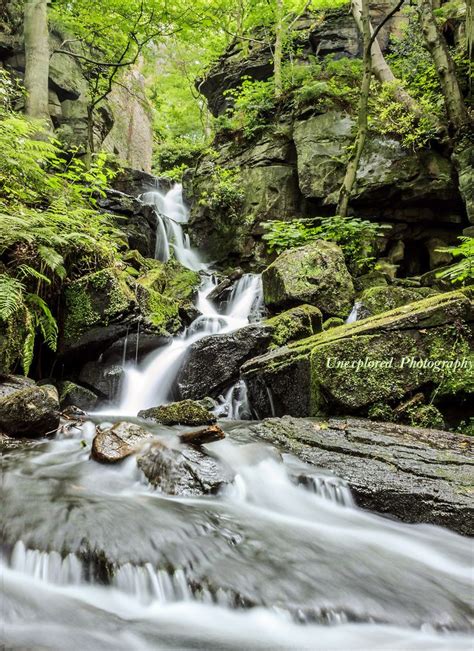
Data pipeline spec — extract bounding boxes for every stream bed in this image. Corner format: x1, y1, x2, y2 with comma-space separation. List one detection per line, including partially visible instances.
1, 419, 473, 650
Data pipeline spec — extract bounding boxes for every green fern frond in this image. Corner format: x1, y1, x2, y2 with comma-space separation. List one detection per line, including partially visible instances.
0, 274, 25, 320
16, 264, 51, 284
25, 293, 58, 350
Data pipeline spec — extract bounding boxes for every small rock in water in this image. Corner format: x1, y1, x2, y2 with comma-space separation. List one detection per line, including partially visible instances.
0, 383, 60, 438
179, 424, 225, 446
138, 441, 232, 495
91, 421, 152, 463
138, 399, 216, 426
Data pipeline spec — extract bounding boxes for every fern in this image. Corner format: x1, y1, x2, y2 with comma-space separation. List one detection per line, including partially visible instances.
0, 274, 25, 319
25, 293, 58, 350
436, 237, 474, 284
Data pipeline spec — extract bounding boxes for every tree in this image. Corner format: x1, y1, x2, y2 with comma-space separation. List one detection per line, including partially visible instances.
337, 0, 405, 218
24, 0, 51, 122
417, 0, 473, 221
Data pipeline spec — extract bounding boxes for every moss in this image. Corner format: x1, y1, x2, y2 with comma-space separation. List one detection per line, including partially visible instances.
137, 259, 200, 302
406, 404, 445, 429
266, 304, 322, 348
0, 308, 27, 373
62, 268, 133, 343
359, 285, 428, 316
323, 317, 345, 330
368, 402, 396, 422
135, 284, 181, 334
138, 399, 216, 426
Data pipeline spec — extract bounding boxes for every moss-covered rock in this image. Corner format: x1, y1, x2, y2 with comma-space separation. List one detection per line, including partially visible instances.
262, 240, 355, 317
266, 304, 322, 348
353, 271, 388, 293
58, 380, 98, 411
61, 268, 134, 347
242, 290, 474, 418
0, 384, 60, 438
322, 317, 345, 330
359, 285, 434, 317
138, 400, 217, 426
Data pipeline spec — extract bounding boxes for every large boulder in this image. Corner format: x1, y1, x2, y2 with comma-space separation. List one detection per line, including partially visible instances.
91, 421, 153, 463
78, 362, 124, 402
262, 240, 355, 317
177, 324, 273, 400
0, 383, 60, 438
242, 416, 473, 535
138, 400, 216, 426
358, 285, 437, 317
243, 289, 474, 417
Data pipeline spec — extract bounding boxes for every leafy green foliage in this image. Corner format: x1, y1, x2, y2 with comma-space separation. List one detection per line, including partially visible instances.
436, 237, 474, 283
198, 166, 244, 217
223, 78, 276, 139
0, 71, 123, 374
263, 216, 389, 273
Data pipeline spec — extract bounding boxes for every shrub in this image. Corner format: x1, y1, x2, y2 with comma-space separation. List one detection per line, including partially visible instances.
436, 237, 474, 284
263, 215, 389, 273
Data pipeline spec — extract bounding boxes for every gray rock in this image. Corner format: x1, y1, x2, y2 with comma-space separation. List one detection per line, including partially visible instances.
178, 424, 226, 446
78, 362, 124, 402
244, 416, 473, 535
177, 324, 273, 400
0, 384, 60, 438
137, 442, 232, 495
58, 381, 98, 411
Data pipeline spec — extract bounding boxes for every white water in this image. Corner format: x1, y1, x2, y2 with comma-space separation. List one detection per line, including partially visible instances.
2, 428, 473, 649
346, 301, 363, 323
116, 184, 264, 416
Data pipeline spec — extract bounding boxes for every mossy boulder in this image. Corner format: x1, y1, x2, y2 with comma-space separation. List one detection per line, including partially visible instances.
353, 271, 388, 293
262, 240, 355, 317
242, 290, 474, 417
61, 268, 133, 350
58, 380, 98, 411
323, 317, 345, 330
359, 285, 436, 317
138, 400, 217, 426
266, 304, 323, 348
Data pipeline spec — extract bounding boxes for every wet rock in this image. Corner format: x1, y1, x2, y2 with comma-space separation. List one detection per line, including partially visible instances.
265, 304, 322, 347
91, 421, 153, 463
353, 271, 388, 293
58, 381, 98, 411
101, 332, 171, 365
0, 384, 60, 438
262, 240, 354, 317
178, 424, 225, 446
138, 400, 217, 426
358, 285, 434, 317
244, 416, 473, 535
78, 362, 124, 402
177, 325, 273, 400
137, 441, 231, 495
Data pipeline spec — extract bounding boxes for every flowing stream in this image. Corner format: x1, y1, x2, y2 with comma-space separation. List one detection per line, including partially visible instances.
1, 184, 472, 650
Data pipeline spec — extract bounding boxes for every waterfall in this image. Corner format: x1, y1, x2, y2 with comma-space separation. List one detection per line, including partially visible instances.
140, 184, 206, 272
346, 301, 363, 324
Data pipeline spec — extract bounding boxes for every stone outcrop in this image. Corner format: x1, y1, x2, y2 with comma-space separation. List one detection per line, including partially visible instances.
242, 289, 474, 418
0, 381, 60, 438
242, 416, 473, 535
262, 240, 355, 317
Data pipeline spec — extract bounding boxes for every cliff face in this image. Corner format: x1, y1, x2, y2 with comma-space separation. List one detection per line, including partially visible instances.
0, 5, 153, 171
184, 7, 469, 272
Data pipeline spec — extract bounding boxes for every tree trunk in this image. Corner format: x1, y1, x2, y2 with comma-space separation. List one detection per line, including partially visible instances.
352, 0, 418, 111
417, 0, 469, 133
273, 0, 284, 97
337, 0, 372, 218
24, 0, 51, 122
418, 0, 473, 223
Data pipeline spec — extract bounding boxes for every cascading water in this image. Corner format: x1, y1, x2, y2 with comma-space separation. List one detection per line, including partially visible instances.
117, 183, 264, 416
3, 183, 472, 651
1, 426, 472, 650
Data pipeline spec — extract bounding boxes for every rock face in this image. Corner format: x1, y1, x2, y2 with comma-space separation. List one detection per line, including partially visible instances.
0, 384, 60, 438
137, 442, 231, 495
91, 422, 152, 463
262, 240, 355, 317
138, 400, 217, 426
244, 416, 473, 535
242, 289, 474, 418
